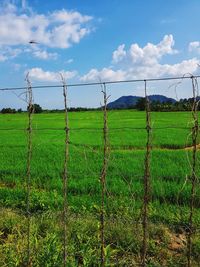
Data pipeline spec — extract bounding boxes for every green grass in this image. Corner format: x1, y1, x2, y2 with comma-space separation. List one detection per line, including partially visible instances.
0, 110, 200, 266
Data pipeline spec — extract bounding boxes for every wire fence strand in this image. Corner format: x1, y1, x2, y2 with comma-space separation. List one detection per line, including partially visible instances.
0, 126, 195, 131
0, 74, 200, 91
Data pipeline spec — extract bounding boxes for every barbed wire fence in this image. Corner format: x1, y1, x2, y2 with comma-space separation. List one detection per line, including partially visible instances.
0, 74, 199, 266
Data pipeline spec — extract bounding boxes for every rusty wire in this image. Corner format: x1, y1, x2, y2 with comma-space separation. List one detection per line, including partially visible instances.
1, 74, 200, 91
0, 126, 193, 131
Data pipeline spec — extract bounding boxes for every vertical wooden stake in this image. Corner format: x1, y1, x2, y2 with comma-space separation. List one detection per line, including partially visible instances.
141, 80, 151, 267
25, 73, 33, 266
187, 76, 199, 267
100, 83, 109, 266
60, 74, 70, 267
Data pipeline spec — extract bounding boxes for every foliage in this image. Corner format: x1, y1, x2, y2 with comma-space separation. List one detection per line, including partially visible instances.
135, 97, 146, 110
33, 103, 43, 113
1, 108, 16, 114
135, 97, 199, 111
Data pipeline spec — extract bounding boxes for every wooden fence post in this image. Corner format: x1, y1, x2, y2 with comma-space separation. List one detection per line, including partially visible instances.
187, 76, 199, 267
100, 83, 109, 266
60, 74, 70, 267
141, 80, 151, 267
25, 73, 34, 266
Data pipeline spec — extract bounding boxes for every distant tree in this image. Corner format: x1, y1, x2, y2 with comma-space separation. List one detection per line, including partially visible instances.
27, 104, 43, 113
17, 108, 22, 113
151, 100, 162, 111
1, 108, 16, 114
34, 104, 43, 113
135, 98, 146, 111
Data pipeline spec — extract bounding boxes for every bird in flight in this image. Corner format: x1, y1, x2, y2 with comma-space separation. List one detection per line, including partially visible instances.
29, 40, 38, 44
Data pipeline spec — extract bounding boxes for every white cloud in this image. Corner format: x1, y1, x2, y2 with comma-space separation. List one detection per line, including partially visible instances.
81, 68, 126, 82
124, 58, 199, 79
82, 35, 199, 82
189, 41, 200, 54
0, 3, 92, 48
66, 58, 74, 64
12, 63, 21, 71
0, 1, 93, 62
51, 10, 92, 24
28, 68, 77, 82
128, 34, 177, 65
0, 54, 7, 62
1, 1, 17, 13
160, 18, 176, 24
0, 46, 22, 61
112, 34, 177, 66
112, 44, 126, 63
32, 49, 58, 60
21, 0, 26, 9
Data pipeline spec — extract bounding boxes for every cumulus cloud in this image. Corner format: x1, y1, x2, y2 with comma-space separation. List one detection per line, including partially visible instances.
189, 41, 200, 54
0, 3, 92, 48
51, 9, 92, 24
112, 44, 126, 63
117, 34, 178, 65
0, 54, 7, 62
81, 68, 126, 82
1, 1, 17, 13
28, 68, 77, 82
12, 63, 21, 71
66, 58, 74, 64
81, 35, 199, 82
32, 49, 58, 60
0, 1, 93, 61
21, 0, 26, 9
0, 46, 22, 61
125, 58, 199, 79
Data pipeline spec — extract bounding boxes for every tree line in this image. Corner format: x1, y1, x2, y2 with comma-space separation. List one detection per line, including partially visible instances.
135, 97, 200, 111
0, 104, 42, 114
0, 104, 99, 114
1, 98, 199, 113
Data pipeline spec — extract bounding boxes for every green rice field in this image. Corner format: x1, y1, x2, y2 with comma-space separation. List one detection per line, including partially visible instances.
0, 110, 200, 266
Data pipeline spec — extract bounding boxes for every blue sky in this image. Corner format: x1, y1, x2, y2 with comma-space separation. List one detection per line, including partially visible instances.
0, 0, 200, 109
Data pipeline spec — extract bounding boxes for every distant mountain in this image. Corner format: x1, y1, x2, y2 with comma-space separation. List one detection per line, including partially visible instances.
148, 95, 176, 103
107, 94, 176, 109
107, 95, 141, 109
